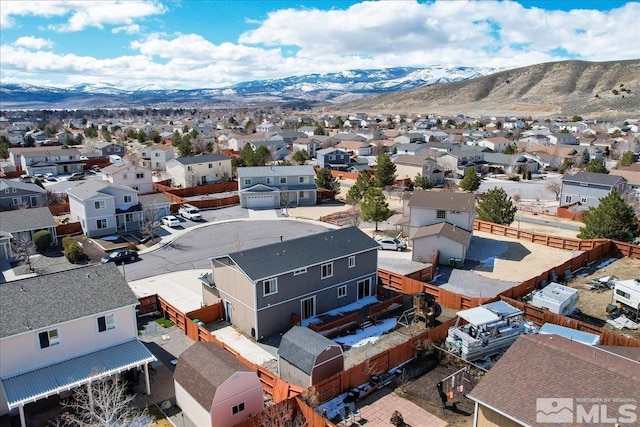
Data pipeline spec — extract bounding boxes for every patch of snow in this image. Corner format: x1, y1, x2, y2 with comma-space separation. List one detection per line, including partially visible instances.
301, 296, 379, 327
480, 256, 497, 267
596, 258, 618, 269
99, 235, 120, 241
333, 317, 398, 348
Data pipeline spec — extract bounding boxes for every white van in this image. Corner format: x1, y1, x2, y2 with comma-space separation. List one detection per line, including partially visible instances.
178, 204, 203, 221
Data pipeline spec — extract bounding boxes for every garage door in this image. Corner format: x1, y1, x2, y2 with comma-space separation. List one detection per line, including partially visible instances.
246, 195, 274, 209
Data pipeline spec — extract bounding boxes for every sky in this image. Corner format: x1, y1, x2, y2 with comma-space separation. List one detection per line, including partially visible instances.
1, 0, 639, 90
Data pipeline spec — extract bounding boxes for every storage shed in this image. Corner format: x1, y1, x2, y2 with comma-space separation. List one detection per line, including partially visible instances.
174, 342, 263, 427
278, 326, 344, 388
529, 282, 578, 315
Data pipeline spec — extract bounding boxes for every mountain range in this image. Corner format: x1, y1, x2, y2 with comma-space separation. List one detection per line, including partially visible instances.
0, 66, 496, 110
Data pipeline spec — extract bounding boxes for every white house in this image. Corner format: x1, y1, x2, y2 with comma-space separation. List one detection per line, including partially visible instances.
67, 180, 141, 237
166, 154, 232, 188
101, 161, 154, 194
138, 144, 175, 171
0, 264, 156, 426
477, 137, 511, 152
9, 146, 83, 177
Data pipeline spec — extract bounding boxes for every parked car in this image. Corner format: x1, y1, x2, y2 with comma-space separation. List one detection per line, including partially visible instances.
19, 174, 33, 183
377, 237, 407, 251
68, 172, 85, 181
178, 204, 203, 221
91, 165, 101, 172
45, 173, 57, 181
32, 173, 45, 180
100, 249, 139, 264
161, 215, 181, 228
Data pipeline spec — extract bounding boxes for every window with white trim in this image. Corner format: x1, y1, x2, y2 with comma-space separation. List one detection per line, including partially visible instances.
564, 195, 572, 204
580, 197, 587, 204
125, 213, 134, 222
244, 178, 251, 186
338, 285, 347, 298
232, 402, 245, 415
280, 177, 287, 184
299, 176, 305, 183
39, 329, 60, 348
94, 200, 105, 209
293, 268, 307, 276
208, 163, 213, 169
124, 195, 132, 203
348, 255, 356, 268
97, 219, 107, 229
436, 210, 446, 219
12, 197, 21, 206
321, 262, 333, 279
97, 313, 115, 332
263, 278, 278, 296
136, 173, 144, 179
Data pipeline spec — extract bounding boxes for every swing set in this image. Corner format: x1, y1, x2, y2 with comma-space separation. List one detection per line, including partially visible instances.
426, 367, 475, 415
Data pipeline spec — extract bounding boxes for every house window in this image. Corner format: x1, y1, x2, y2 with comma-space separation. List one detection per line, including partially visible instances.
232, 402, 245, 415
12, 197, 21, 206
348, 255, 356, 268
266, 177, 272, 184
123, 174, 127, 180
97, 313, 115, 332
280, 177, 287, 184
94, 200, 105, 209
565, 195, 572, 204
436, 210, 446, 219
329, 155, 335, 160
299, 176, 304, 183
38, 329, 60, 349
132, 186, 139, 191
581, 197, 588, 204
125, 213, 134, 222
154, 152, 160, 157
293, 268, 307, 276
263, 278, 278, 296
451, 211, 461, 214
124, 195, 132, 203
136, 173, 144, 179
321, 262, 333, 279
338, 285, 347, 298
244, 178, 251, 186
187, 166, 192, 172
97, 219, 107, 229
616, 289, 631, 299
299, 191, 306, 198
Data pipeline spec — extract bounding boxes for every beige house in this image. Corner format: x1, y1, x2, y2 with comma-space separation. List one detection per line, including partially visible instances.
393, 154, 444, 185
166, 154, 232, 188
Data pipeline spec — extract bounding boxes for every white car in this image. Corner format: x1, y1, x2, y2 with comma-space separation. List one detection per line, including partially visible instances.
161, 215, 181, 228
377, 237, 407, 251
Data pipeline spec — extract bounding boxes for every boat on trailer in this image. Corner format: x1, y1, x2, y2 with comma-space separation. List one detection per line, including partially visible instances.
445, 300, 538, 362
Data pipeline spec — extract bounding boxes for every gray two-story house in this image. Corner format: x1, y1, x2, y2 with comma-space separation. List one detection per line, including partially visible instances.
237, 165, 317, 209
9, 146, 83, 177
560, 171, 627, 210
316, 148, 350, 169
0, 179, 47, 210
206, 227, 380, 340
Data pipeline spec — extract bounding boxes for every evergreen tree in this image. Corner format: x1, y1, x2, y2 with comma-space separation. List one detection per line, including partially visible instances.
360, 187, 393, 231
578, 191, 639, 242
373, 154, 396, 187
0, 139, 9, 160
619, 151, 636, 167
241, 144, 256, 166
346, 171, 372, 207
586, 158, 609, 174
315, 167, 340, 195
580, 149, 590, 165
413, 173, 434, 190
292, 149, 310, 165
459, 167, 482, 192
254, 145, 270, 166
477, 187, 517, 225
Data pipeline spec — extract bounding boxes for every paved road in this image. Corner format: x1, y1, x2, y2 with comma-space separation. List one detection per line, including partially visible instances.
124, 219, 330, 281
516, 215, 581, 231
479, 173, 562, 200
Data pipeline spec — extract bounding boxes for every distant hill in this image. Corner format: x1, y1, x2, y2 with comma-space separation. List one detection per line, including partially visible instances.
0, 66, 496, 110
332, 60, 640, 118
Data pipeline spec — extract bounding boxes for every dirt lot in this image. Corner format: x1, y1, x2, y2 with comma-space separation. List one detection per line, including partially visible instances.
564, 256, 640, 340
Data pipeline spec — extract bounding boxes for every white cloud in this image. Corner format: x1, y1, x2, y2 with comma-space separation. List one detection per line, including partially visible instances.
1, 0, 638, 89
1, 0, 166, 31
13, 36, 54, 50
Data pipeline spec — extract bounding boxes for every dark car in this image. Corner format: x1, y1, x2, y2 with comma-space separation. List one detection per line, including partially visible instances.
100, 249, 139, 264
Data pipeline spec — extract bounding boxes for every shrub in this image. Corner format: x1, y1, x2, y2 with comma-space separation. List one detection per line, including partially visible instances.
64, 239, 85, 263
62, 236, 76, 251
508, 175, 521, 181
155, 317, 174, 328
32, 230, 52, 253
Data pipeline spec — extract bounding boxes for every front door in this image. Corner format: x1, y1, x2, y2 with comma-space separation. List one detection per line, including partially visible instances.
225, 301, 233, 323
301, 296, 315, 320
358, 278, 372, 300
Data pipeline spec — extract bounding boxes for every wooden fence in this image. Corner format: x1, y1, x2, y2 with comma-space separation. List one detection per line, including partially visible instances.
153, 180, 240, 210
48, 201, 70, 214
56, 222, 82, 236
137, 294, 159, 315
233, 397, 332, 427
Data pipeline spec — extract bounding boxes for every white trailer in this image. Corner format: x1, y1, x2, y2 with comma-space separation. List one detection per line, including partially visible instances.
529, 282, 579, 316
612, 279, 640, 320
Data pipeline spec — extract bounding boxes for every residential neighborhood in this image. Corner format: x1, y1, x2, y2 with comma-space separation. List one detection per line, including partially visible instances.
0, 107, 639, 427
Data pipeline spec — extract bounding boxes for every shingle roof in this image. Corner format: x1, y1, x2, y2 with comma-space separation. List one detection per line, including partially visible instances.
173, 341, 251, 409
0, 263, 138, 338
278, 326, 342, 375
562, 171, 626, 186
218, 227, 379, 281
174, 154, 230, 165
468, 334, 640, 426
139, 192, 169, 206
237, 165, 315, 178
316, 148, 348, 156
408, 190, 475, 212
411, 222, 472, 245
66, 180, 137, 200
393, 154, 436, 166
0, 207, 56, 233
0, 179, 47, 193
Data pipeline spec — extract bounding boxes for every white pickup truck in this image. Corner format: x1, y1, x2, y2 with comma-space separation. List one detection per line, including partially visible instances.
178, 204, 203, 221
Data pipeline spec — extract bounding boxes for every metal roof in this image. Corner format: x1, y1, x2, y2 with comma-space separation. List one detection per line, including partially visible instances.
1, 339, 156, 410
456, 306, 499, 326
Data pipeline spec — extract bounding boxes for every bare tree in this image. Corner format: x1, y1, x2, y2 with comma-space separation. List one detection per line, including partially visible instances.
52, 374, 152, 426
256, 399, 306, 427
186, 171, 200, 187
139, 206, 161, 242
12, 235, 36, 272
545, 181, 562, 201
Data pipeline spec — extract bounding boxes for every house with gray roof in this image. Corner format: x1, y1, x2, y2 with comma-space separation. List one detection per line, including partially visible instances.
0, 206, 57, 260
0, 179, 47, 211
393, 154, 444, 186
560, 171, 627, 210
316, 148, 350, 169
9, 146, 83, 177
174, 342, 263, 427
93, 141, 125, 157
237, 165, 317, 209
0, 264, 156, 424
166, 153, 232, 188
482, 153, 539, 174
278, 326, 343, 388
207, 227, 380, 340
67, 180, 141, 237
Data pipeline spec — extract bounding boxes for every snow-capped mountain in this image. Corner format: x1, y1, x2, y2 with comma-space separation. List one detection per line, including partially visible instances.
0, 66, 498, 109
